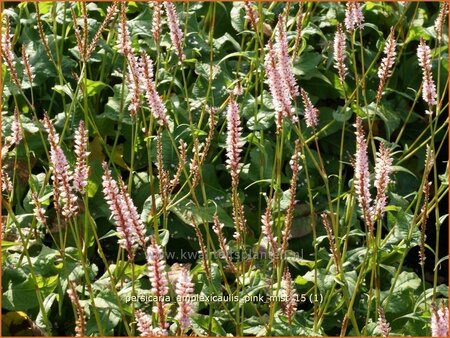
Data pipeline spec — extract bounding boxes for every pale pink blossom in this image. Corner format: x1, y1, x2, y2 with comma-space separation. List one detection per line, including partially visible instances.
344, 2, 364, 31
275, 15, 299, 98
1, 17, 20, 86
43, 114, 78, 218
151, 2, 162, 42
73, 121, 89, 193
300, 88, 319, 128
281, 268, 298, 325
10, 109, 22, 146
102, 162, 138, 258
164, 2, 184, 62
175, 268, 194, 332
354, 117, 373, 233
264, 41, 293, 130
135, 310, 167, 336
377, 307, 391, 338
147, 237, 169, 328
334, 24, 347, 85
377, 29, 397, 103
373, 142, 392, 220
117, 178, 147, 247
140, 52, 169, 125
431, 303, 449, 337
417, 38, 437, 106
225, 98, 243, 185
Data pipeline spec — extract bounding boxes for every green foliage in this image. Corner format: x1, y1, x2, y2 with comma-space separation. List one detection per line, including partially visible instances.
1, 1, 448, 337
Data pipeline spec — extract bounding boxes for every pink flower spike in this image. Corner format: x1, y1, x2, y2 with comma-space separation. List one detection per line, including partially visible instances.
344, 2, 364, 31
135, 310, 167, 336
147, 236, 169, 328
225, 98, 243, 186
73, 121, 89, 193
275, 15, 299, 99
333, 24, 347, 85
43, 114, 78, 218
354, 117, 373, 233
264, 41, 293, 130
373, 142, 392, 220
175, 268, 194, 332
300, 88, 319, 128
102, 162, 138, 259
140, 52, 169, 126
431, 303, 449, 337
163, 2, 184, 63
417, 38, 437, 106
151, 2, 162, 43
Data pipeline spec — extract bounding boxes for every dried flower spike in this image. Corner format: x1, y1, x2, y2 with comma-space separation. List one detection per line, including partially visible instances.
417, 38, 437, 106
434, 3, 448, 42
321, 213, 340, 273
261, 199, 279, 262
419, 180, 431, 265
213, 214, 236, 273
21, 45, 35, 85
67, 282, 86, 337
175, 268, 195, 332
86, 4, 117, 59
281, 140, 301, 256
334, 24, 347, 85
376, 28, 396, 103
31, 192, 47, 225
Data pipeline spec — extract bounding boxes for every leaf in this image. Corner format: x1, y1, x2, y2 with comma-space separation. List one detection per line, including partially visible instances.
84, 79, 107, 97
99, 84, 133, 125
230, 3, 244, 32
392, 271, 421, 293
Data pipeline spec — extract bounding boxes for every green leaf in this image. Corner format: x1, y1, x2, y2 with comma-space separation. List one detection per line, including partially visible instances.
392, 271, 421, 293
84, 79, 107, 97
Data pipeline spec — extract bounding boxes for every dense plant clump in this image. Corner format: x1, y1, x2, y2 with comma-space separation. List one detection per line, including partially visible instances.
1, 1, 448, 336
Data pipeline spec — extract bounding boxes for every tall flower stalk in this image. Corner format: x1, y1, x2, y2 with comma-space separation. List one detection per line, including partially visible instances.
73, 121, 89, 193
354, 117, 373, 234
334, 24, 347, 85
163, 1, 184, 62
225, 97, 243, 188
147, 236, 169, 330
175, 268, 194, 333
43, 114, 78, 218
417, 38, 437, 107
376, 28, 396, 104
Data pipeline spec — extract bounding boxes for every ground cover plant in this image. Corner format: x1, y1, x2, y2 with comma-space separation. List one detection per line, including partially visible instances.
1, 1, 449, 336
